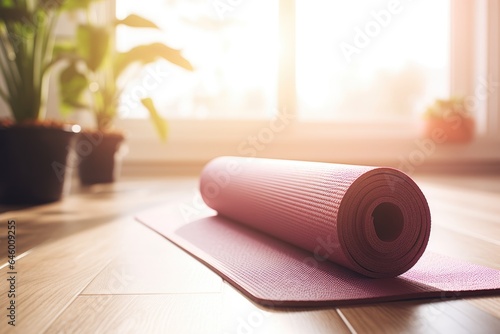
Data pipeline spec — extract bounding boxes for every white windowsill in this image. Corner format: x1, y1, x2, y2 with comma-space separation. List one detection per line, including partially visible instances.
116, 118, 500, 175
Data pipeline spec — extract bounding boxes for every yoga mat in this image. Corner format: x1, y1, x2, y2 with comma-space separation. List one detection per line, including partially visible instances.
200, 157, 431, 278
137, 157, 500, 306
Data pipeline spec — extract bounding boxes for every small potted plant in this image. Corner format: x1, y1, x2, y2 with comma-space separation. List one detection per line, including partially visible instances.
423, 97, 475, 144
0, 1, 93, 204
58, 9, 193, 185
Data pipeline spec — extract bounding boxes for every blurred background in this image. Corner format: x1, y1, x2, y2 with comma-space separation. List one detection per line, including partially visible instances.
1, 0, 499, 176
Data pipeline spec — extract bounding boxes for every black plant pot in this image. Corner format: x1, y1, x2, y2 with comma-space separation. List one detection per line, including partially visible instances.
77, 132, 125, 186
0, 124, 79, 204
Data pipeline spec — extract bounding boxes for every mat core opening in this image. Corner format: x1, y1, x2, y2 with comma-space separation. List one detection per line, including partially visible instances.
372, 202, 404, 242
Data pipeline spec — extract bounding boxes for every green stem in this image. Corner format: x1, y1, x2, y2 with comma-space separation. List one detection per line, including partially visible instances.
2, 22, 22, 83
41, 11, 56, 72
33, 12, 43, 112
0, 43, 12, 83
0, 59, 11, 103
0, 84, 9, 105
15, 21, 32, 121
0, 33, 19, 88
40, 13, 56, 121
0, 36, 20, 109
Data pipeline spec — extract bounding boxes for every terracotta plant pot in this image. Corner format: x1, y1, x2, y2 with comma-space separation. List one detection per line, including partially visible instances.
423, 116, 475, 144
77, 131, 125, 186
0, 124, 79, 204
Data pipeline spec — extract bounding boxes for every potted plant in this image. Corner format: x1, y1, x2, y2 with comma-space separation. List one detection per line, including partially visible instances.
58, 7, 193, 185
0, 0, 93, 204
423, 97, 475, 144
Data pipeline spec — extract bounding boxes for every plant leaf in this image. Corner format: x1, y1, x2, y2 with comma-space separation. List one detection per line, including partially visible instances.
53, 40, 77, 57
116, 14, 159, 29
45, 40, 83, 75
76, 24, 110, 72
114, 42, 193, 79
140, 97, 168, 142
56, 0, 103, 11
59, 61, 89, 115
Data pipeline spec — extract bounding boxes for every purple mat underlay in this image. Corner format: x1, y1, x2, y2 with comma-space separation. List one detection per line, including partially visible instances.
136, 157, 500, 307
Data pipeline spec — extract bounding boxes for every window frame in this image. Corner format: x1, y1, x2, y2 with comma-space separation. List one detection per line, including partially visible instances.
114, 0, 500, 170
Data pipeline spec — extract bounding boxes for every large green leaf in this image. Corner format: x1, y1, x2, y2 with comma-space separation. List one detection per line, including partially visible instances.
76, 24, 110, 72
44, 40, 80, 75
57, 0, 103, 11
53, 40, 77, 57
59, 61, 89, 115
114, 42, 193, 79
140, 97, 168, 142
116, 14, 159, 29
0, 0, 15, 6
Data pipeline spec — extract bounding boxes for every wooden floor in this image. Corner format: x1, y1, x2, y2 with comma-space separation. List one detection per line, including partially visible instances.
0, 174, 499, 333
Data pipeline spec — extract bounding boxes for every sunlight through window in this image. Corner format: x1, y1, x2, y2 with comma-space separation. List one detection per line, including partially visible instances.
116, 0, 449, 120
116, 0, 279, 119
296, 0, 450, 120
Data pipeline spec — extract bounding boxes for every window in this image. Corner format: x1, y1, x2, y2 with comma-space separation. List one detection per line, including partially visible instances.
117, 0, 449, 121
112, 0, 499, 166
296, 0, 450, 120
116, 0, 278, 119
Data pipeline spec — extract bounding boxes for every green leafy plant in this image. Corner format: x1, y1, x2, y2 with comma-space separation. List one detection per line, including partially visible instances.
58, 7, 193, 141
0, 0, 100, 123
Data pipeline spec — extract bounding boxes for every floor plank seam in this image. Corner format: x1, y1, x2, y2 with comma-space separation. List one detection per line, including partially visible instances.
41, 257, 116, 334
335, 309, 358, 334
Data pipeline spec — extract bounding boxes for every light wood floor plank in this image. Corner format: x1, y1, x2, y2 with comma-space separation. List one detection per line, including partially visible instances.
339, 299, 500, 334
468, 297, 500, 319
46, 294, 222, 334
82, 221, 222, 295
427, 225, 500, 269
0, 218, 125, 333
220, 283, 351, 334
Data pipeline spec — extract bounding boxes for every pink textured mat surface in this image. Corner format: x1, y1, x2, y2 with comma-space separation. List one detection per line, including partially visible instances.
136, 157, 500, 306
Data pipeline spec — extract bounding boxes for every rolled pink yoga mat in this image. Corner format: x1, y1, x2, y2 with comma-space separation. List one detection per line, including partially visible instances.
137, 157, 500, 306
201, 157, 430, 278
